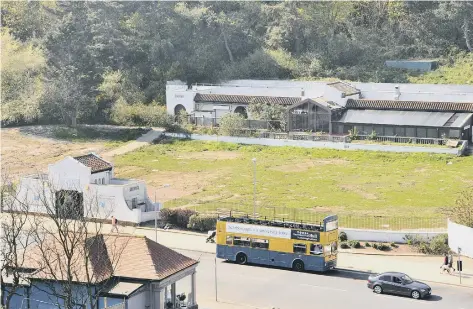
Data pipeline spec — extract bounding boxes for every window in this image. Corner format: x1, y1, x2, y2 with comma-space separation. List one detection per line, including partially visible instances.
226, 236, 233, 245
102, 178, 105, 184
405, 127, 416, 137
293, 243, 306, 254
310, 244, 323, 255
129, 186, 140, 192
417, 128, 427, 138
233, 236, 250, 247
392, 276, 402, 284
384, 126, 394, 136
324, 244, 333, 256
449, 129, 460, 138
401, 275, 413, 284
373, 126, 384, 135
363, 125, 373, 135
427, 128, 438, 138
251, 238, 269, 249
394, 126, 405, 136
379, 275, 391, 282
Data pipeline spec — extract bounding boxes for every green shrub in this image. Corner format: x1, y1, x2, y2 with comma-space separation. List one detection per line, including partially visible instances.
218, 113, 246, 136
372, 243, 378, 249
390, 242, 398, 248
187, 214, 217, 231
376, 243, 391, 251
365, 242, 371, 247
405, 234, 449, 255
339, 231, 348, 242
111, 100, 174, 128
160, 208, 197, 228
348, 240, 361, 248
340, 241, 350, 249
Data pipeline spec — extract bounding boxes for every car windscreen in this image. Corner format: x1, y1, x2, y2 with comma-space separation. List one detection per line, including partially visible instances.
401, 275, 413, 283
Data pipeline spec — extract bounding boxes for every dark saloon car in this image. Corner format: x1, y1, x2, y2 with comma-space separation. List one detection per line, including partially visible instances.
367, 272, 431, 299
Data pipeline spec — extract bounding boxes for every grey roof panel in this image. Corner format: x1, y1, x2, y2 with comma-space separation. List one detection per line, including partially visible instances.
337, 110, 454, 127
346, 99, 473, 112
450, 113, 473, 128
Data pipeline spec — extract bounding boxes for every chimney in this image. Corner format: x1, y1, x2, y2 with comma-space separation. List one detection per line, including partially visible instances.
394, 85, 401, 100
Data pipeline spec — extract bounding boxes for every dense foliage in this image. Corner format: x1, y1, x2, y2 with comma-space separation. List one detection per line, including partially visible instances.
1, 1, 472, 126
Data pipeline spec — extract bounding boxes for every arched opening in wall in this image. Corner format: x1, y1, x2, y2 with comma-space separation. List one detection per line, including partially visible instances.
234, 106, 248, 119
174, 104, 186, 116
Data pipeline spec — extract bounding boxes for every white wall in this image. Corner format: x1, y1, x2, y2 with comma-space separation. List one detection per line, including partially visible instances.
90, 170, 112, 185
448, 220, 473, 258
341, 228, 443, 244
122, 181, 146, 205
128, 289, 147, 309
48, 157, 90, 192
166, 80, 473, 115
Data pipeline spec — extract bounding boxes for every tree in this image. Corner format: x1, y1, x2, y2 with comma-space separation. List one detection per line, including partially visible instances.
247, 99, 287, 131
0, 29, 45, 125
219, 113, 246, 136
5, 176, 128, 309
0, 171, 33, 309
445, 187, 473, 228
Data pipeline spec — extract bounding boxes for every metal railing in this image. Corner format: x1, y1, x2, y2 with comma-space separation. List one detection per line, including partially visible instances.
355, 135, 451, 146
166, 200, 447, 231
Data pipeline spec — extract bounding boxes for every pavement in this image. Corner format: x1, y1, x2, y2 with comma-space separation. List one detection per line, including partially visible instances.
116, 225, 473, 289
101, 127, 164, 158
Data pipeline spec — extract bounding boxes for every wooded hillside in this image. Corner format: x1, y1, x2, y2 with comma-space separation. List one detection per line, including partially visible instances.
1, 1, 472, 126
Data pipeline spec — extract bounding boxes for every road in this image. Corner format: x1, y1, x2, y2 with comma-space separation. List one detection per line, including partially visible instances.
175, 249, 473, 309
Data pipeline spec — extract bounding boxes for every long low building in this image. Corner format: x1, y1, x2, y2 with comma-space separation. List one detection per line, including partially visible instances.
166, 80, 473, 143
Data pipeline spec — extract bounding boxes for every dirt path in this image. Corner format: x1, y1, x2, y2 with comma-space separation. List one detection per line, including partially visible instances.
101, 128, 164, 160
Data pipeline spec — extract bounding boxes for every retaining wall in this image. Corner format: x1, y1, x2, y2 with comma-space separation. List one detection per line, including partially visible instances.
164, 132, 461, 155
340, 228, 445, 244
448, 220, 473, 258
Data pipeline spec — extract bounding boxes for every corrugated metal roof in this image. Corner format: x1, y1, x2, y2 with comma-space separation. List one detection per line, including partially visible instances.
336, 110, 455, 127
450, 113, 473, 128
346, 99, 473, 112
106, 282, 143, 296
327, 81, 360, 96
194, 93, 300, 106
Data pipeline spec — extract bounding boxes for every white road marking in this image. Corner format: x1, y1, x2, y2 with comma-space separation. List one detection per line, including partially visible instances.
299, 283, 348, 292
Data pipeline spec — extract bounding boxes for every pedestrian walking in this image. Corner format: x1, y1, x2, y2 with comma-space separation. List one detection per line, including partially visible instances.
440, 254, 448, 274
111, 216, 119, 233
448, 252, 456, 273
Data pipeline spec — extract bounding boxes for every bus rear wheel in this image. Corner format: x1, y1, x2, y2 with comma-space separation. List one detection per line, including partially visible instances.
292, 260, 304, 272
236, 253, 248, 265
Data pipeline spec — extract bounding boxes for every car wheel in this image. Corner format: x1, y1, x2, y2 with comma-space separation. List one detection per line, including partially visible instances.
373, 285, 383, 294
236, 253, 247, 265
292, 260, 304, 272
411, 290, 421, 299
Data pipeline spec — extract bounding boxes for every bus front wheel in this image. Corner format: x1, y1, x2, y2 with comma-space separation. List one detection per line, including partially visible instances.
292, 260, 304, 272
236, 253, 248, 265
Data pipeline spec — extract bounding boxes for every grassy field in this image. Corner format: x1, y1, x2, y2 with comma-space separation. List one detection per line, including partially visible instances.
114, 139, 473, 229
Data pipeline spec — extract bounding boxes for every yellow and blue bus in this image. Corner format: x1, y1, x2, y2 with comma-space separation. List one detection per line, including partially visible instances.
216, 215, 338, 272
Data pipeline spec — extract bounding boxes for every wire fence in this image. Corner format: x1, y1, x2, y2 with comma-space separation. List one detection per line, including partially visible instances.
166, 200, 447, 231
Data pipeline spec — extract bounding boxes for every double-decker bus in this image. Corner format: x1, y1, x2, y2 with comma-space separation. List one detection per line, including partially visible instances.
216, 214, 338, 272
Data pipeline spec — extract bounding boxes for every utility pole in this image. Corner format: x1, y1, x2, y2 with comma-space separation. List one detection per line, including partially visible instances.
252, 158, 257, 217
214, 257, 218, 302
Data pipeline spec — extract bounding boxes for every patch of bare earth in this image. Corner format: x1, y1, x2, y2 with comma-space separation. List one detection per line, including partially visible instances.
339, 184, 378, 200
1, 128, 110, 181
136, 170, 225, 203
271, 158, 349, 172
176, 151, 240, 160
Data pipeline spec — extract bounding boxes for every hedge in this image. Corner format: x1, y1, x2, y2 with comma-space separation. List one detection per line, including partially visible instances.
187, 214, 217, 231
160, 208, 197, 229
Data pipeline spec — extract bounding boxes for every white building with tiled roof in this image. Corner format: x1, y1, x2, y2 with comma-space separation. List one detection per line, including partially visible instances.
16, 153, 160, 224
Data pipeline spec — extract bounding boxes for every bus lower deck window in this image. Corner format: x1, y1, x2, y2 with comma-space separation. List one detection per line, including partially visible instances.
226, 236, 233, 245
233, 236, 250, 247
293, 243, 306, 254
310, 244, 323, 255
251, 238, 269, 249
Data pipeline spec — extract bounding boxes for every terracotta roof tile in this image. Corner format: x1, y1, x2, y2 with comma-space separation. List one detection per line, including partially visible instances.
346, 99, 473, 113
23, 234, 198, 283
74, 153, 112, 173
194, 93, 301, 106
